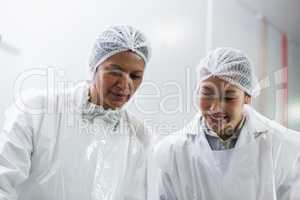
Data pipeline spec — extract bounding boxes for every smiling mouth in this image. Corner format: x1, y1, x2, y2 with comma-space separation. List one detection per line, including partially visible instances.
110, 92, 130, 102
207, 113, 230, 124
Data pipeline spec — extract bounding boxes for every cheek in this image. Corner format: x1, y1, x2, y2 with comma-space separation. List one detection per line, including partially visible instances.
225, 101, 244, 117
99, 75, 117, 91
199, 99, 212, 111
225, 101, 238, 110
131, 80, 142, 91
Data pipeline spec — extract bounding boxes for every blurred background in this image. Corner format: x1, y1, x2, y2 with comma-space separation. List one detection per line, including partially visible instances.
1, 0, 300, 198
0, 0, 300, 132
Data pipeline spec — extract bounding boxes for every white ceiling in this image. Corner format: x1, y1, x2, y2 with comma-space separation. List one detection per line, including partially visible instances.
240, 0, 300, 46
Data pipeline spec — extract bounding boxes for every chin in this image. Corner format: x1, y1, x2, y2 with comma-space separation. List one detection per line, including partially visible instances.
110, 102, 127, 109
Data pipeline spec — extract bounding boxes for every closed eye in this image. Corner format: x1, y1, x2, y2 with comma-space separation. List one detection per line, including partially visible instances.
223, 96, 238, 101
200, 92, 217, 99
130, 74, 143, 80
105, 69, 123, 76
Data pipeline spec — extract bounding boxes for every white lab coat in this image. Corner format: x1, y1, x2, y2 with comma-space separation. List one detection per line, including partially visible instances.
155, 105, 300, 200
0, 82, 150, 200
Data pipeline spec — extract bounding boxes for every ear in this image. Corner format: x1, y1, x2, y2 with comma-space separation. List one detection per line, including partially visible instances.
244, 94, 252, 104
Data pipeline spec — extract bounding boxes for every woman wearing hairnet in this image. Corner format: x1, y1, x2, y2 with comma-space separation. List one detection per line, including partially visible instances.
155, 47, 300, 200
0, 25, 151, 200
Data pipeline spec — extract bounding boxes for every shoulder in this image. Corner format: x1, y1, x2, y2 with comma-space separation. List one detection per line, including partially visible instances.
5, 83, 80, 127
11, 84, 78, 116
154, 129, 190, 172
5, 88, 48, 122
270, 124, 300, 163
272, 125, 300, 149
154, 115, 202, 171
12, 89, 47, 114
245, 105, 300, 152
251, 110, 300, 178
258, 116, 300, 153
269, 125, 300, 186
3, 89, 48, 134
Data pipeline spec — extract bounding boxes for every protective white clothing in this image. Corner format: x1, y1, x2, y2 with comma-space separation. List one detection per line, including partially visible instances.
197, 47, 260, 96
89, 25, 151, 73
155, 105, 300, 200
0, 81, 150, 200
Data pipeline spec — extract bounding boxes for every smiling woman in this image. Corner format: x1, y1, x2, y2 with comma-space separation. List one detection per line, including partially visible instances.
0, 25, 152, 200
90, 51, 145, 109
155, 47, 300, 200
199, 76, 251, 140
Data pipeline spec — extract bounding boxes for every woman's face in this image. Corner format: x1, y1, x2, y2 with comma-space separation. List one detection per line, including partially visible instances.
91, 51, 145, 109
198, 77, 251, 138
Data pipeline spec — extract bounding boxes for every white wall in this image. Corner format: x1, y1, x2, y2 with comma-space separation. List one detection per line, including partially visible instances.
0, 0, 208, 132
1, 0, 300, 198
209, 0, 300, 131
1, 2, 209, 198
211, 0, 260, 66
2, 0, 299, 134
288, 44, 300, 130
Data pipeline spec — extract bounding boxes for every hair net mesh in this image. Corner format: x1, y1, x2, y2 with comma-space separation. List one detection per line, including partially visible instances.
89, 25, 151, 73
197, 47, 260, 96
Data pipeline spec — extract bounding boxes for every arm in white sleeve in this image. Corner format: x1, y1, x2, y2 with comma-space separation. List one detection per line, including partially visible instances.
158, 169, 179, 200
277, 155, 300, 200
154, 137, 181, 200
0, 104, 34, 200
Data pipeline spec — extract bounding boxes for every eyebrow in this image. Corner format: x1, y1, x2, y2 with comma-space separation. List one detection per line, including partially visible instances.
200, 86, 238, 95
224, 90, 238, 95
107, 64, 143, 73
201, 86, 214, 91
107, 64, 123, 71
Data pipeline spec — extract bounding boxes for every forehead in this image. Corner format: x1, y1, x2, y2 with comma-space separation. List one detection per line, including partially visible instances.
101, 51, 145, 72
200, 76, 242, 92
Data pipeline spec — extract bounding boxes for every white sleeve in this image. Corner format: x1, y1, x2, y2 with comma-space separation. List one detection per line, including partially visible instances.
158, 169, 179, 200
154, 138, 181, 200
0, 104, 34, 200
277, 155, 300, 200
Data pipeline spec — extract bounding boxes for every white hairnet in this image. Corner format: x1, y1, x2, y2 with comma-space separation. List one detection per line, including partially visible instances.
197, 47, 260, 96
89, 25, 151, 74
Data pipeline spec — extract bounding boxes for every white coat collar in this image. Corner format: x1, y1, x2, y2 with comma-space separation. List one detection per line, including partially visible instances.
70, 81, 123, 125
182, 105, 269, 146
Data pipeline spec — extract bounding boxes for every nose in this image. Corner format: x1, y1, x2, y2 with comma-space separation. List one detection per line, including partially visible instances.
209, 98, 224, 112
117, 73, 133, 93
